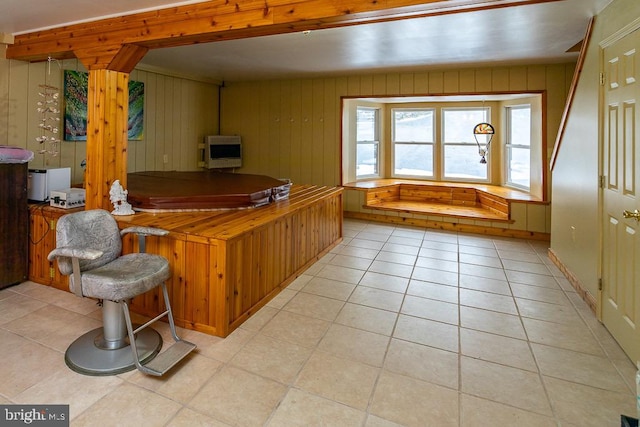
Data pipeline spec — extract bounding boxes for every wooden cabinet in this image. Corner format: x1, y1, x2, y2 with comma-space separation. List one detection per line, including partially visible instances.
28, 205, 82, 290
0, 163, 29, 288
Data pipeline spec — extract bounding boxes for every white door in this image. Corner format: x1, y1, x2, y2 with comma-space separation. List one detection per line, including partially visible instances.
602, 28, 640, 363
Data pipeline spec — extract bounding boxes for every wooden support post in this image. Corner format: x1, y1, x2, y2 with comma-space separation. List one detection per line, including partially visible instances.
76, 44, 147, 210
84, 69, 130, 210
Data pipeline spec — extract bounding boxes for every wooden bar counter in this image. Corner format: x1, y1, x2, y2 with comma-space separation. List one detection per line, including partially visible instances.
29, 184, 343, 337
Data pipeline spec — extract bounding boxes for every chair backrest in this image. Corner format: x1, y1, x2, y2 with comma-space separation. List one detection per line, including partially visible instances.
55, 209, 122, 276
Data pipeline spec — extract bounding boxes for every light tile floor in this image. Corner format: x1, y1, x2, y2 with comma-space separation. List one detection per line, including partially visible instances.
0, 218, 637, 426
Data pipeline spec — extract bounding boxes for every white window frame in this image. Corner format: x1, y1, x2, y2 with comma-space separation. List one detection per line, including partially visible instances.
391, 108, 435, 178
355, 106, 380, 179
505, 104, 532, 190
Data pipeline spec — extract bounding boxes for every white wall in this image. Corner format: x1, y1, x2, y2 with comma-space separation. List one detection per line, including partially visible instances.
550, 0, 640, 300
0, 53, 219, 185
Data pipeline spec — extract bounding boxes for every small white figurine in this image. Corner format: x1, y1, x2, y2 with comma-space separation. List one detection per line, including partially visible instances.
109, 180, 135, 216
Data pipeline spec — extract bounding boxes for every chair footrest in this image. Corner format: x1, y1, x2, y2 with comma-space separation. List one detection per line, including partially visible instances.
142, 340, 196, 376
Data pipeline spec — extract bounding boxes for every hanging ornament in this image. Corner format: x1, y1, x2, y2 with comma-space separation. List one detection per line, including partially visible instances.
36, 56, 61, 157
473, 122, 494, 164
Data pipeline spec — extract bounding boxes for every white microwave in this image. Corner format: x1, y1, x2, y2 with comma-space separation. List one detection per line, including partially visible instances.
27, 167, 71, 201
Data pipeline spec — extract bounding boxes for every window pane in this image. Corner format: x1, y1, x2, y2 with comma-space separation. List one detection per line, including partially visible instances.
508, 147, 530, 187
509, 108, 531, 147
394, 143, 433, 176
393, 110, 434, 142
443, 109, 488, 143
444, 145, 487, 179
357, 108, 377, 141
506, 106, 531, 189
356, 107, 378, 177
356, 143, 378, 177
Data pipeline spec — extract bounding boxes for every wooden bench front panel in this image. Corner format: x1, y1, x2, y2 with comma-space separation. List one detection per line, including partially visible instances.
399, 185, 479, 206
477, 192, 510, 216
366, 186, 399, 205
348, 181, 513, 222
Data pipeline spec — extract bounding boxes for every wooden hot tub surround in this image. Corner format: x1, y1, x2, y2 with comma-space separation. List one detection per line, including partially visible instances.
29, 181, 343, 337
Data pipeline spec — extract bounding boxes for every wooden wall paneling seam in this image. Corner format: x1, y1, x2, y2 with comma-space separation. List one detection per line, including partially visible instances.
160, 76, 173, 170
526, 64, 546, 90
280, 82, 293, 180
443, 70, 460, 93
168, 77, 184, 169
300, 79, 314, 185
400, 73, 415, 95
290, 79, 303, 184
429, 71, 444, 94
186, 81, 198, 170
312, 78, 326, 185
509, 66, 528, 91
475, 68, 493, 92
169, 78, 180, 170
459, 69, 476, 93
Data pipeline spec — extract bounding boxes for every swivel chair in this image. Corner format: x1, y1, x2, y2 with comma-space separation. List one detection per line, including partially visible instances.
48, 209, 196, 376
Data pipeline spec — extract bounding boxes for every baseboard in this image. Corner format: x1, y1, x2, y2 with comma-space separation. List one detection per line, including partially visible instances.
547, 248, 597, 315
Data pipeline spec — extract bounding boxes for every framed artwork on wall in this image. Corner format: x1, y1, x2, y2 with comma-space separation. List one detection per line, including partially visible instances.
63, 70, 145, 141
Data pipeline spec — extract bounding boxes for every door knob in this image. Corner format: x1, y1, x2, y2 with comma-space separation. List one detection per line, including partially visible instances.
623, 209, 640, 221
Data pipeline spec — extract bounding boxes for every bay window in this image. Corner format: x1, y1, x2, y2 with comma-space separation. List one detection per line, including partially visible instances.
342, 93, 543, 199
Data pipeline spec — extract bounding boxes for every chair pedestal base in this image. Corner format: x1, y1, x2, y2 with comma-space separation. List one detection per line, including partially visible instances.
65, 326, 162, 376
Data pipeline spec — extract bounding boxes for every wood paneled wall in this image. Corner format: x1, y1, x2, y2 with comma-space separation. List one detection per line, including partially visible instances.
219, 64, 572, 235
219, 64, 575, 189
0, 54, 219, 185
0, 51, 572, 193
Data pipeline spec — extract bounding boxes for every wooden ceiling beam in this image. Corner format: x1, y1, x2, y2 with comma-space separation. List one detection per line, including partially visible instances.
5, 0, 559, 65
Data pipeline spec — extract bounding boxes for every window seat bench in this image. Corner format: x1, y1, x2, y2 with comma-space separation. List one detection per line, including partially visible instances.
343, 179, 543, 223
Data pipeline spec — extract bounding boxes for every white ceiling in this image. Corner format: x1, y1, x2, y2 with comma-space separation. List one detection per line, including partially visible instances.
0, 0, 613, 82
